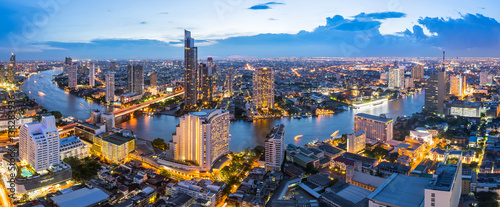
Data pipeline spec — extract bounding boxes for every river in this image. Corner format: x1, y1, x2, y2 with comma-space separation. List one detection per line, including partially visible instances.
22, 69, 425, 152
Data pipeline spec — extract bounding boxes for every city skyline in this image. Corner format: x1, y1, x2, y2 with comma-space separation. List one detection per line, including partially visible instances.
1, 0, 500, 60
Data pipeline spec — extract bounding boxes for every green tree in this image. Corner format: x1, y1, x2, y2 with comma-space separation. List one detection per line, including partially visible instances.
387, 153, 399, 163
476, 191, 499, 207
152, 138, 167, 150
50, 111, 63, 119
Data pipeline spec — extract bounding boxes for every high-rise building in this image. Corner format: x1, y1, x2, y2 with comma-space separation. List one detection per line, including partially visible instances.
200, 63, 213, 104
425, 51, 449, 115
0, 65, 5, 83
479, 71, 492, 86
89, 63, 95, 87
184, 30, 198, 110
354, 113, 393, 143
150, 72, 157, 87
127, 65, 144, 95
450, 75, 466, 97
97, 132, 135, 163
110, 62, 116, 73
347, 130, 366, 153
8, 53, 15, 84
253, 67, 275, 112
105, 73, 115, 102
173, 109, 230, 171
388, 67, 404, 89
265, 124, 285, 172
225, 67, 234, 97
20, 115, 60, 172
411, 65, 424, 81
63, 57, 72, 74
424, 152, 462, 207
404, 77, 414, 89
68, 63, 78, 88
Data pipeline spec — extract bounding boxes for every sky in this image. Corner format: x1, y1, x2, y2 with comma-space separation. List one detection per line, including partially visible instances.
0, 0, 499, 60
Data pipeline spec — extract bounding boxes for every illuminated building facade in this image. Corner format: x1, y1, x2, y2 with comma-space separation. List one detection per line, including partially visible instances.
388, 67, 404, 89
347, 130, 366, 153
265, 124, 285, 172
253, 67, 275, 112
8, 53, 15, 84
127, 64, 144, 95
450, 75, 466, 97
105, 73, 115, 102
150, 72, 157, 87
411, 64, 424, 81
354, 113, 393, 143
184, 30, 198, 110
0, 65, 5, 83
173, 109, 230, 171
89, 62, 95, 87
20, 115, 60, 172
68, 63, 78, 88
60, 136, 89, 160
97, 132, 135, 163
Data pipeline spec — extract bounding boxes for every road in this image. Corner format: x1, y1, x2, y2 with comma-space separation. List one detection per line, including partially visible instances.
0, 181, 12, 207
112, 90, 184, 117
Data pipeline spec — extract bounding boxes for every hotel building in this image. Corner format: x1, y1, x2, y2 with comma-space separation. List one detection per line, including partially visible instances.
347, 130, 366, 153
354, 113, 393, 143
253, 67, 274, 113
265, 124, 285, 172
60, 136, 89, 160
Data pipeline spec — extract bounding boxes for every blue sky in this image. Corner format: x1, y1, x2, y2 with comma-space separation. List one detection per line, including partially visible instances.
0, 0, 499, 60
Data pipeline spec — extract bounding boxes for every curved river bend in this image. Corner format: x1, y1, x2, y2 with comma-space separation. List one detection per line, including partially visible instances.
22, 70, 425, 152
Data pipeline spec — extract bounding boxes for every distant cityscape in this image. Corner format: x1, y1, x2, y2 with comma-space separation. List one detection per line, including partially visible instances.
0, 5, 500, 207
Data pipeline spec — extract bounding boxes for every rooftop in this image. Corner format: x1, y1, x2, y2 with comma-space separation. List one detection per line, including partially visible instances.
368, 173, 430, 207
60, 136, 81, 146
102, 133, 134, 145
355, 113, 392, 123
50, 188, 109, 207
426, 164, 459, 191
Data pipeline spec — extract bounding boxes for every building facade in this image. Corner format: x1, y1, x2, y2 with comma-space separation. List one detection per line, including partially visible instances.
127, 65, 144, 95
20, 115, 60, 172
354, 113, 393, 143
97, 132, 135, 163
388, 67, 404, 89
449, 75, 466, 97
89, 63, 95, 87
411, 64, 424, 81
253, 67, 275, 112
425, 69, 448, 115
68, 63, 78, 88
347, 130, 366, 153
265, 124, 285, 172
105, 73, 115, 102
184, 30, 198, 110
173, 109, 230, 171
60, 136, 89, 160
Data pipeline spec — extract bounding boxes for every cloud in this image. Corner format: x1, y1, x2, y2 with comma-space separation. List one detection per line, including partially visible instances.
140, 21, 147, 24
354, 11, 406, 20
248, 2, 284, 10
159, 12, 169, 14
269, 18, 277, 21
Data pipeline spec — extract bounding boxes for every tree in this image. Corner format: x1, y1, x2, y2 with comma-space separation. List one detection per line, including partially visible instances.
387, 153, 399, 163
476, 191, 499, 207
152, 138, 167, 151
254, 145, 265, 156
63, 156, 101, 181
50, 111, 63, 119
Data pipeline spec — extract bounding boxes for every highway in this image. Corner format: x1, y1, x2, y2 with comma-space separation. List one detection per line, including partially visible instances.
111, 90, 184, 117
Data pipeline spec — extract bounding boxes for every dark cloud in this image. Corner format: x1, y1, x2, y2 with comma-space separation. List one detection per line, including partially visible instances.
248, 2, 284, 10
354, 11, 406, 20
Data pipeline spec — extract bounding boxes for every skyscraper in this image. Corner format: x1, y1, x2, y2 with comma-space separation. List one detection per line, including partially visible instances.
110, 62, 116, 73
200, 61, 214, 105
411, 65, 424, 81
425, 51, 449, 115
150, 72, 157, 87
8, 53, 15, 84
450, 75, 466, 97
63, 57, 72, 75
0, 65, 5, 83
173, 109, 230, 171
68, 63, 78, 88
479, 71, 492, 86
253, 67, 275, 113
20, 115, 60, 172
347, 130, 366, 153
89, 63, 95, 87
265, 124, 285, 172
127, 65, 144, 95
184, 30, 198, 110
225, 67, 234, 97
105, 73, 115, 102
388, 67, 404, 89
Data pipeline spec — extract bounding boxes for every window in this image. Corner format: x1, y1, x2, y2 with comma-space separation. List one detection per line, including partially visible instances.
431, 203, 435, 206
431, 193, 435, 197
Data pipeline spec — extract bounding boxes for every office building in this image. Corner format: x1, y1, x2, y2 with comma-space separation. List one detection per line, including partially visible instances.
225, 67, 234, 97
173, 109, 230, 171
354, 113, 393, 142
388, 67, 404, 89
0, 65, 5, 83
444, 100, 484, 118
184, 30, 198, 110
265, 124, 285, 172
404, 77, 414, 89
60, 136, 89, 160
19, 115, 60, 172
368, 173, 430, 207
425, 52, 449, 115
253, 67, 275, 112
150, 72, 157, 87
110, 62, 116, 72
97, 132, 135, 163
424, 152, 462, 207
89, 63, 95, 87
127, 64, 144, 95
68, 63, 78, 88
105, 73, 115, 102
200, 63, 213, 104
450, 75, 466, 97
411, 65, 424, 81
8, 53, 15, 84
347, 130, 366, 153
479, 71, 492, 86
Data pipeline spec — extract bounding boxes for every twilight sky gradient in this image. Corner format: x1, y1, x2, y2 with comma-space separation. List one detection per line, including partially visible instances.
1, 0, 499, 60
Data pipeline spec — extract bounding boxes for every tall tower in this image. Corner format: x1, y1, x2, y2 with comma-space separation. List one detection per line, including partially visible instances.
172, 109, 230, 171
411, 65, 424, 82
127, 65, 144, 95
150, 72, 157, 87
253, 67, 275, 113
68, 63, 78, 88
8, 53, 15, 84
0, 65, 5, 83
105, 73, 115, 102
425, 51, 449, 115
184, 30, 198, 110
110, 62, 116, 73
201, 60, 214, 104
89, 63, 95, 87
19, 115, 60, 173
226, 67, 233, 97
64, 57, 72, 74
388, 67, 404, 89
265, 124, 285, 172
